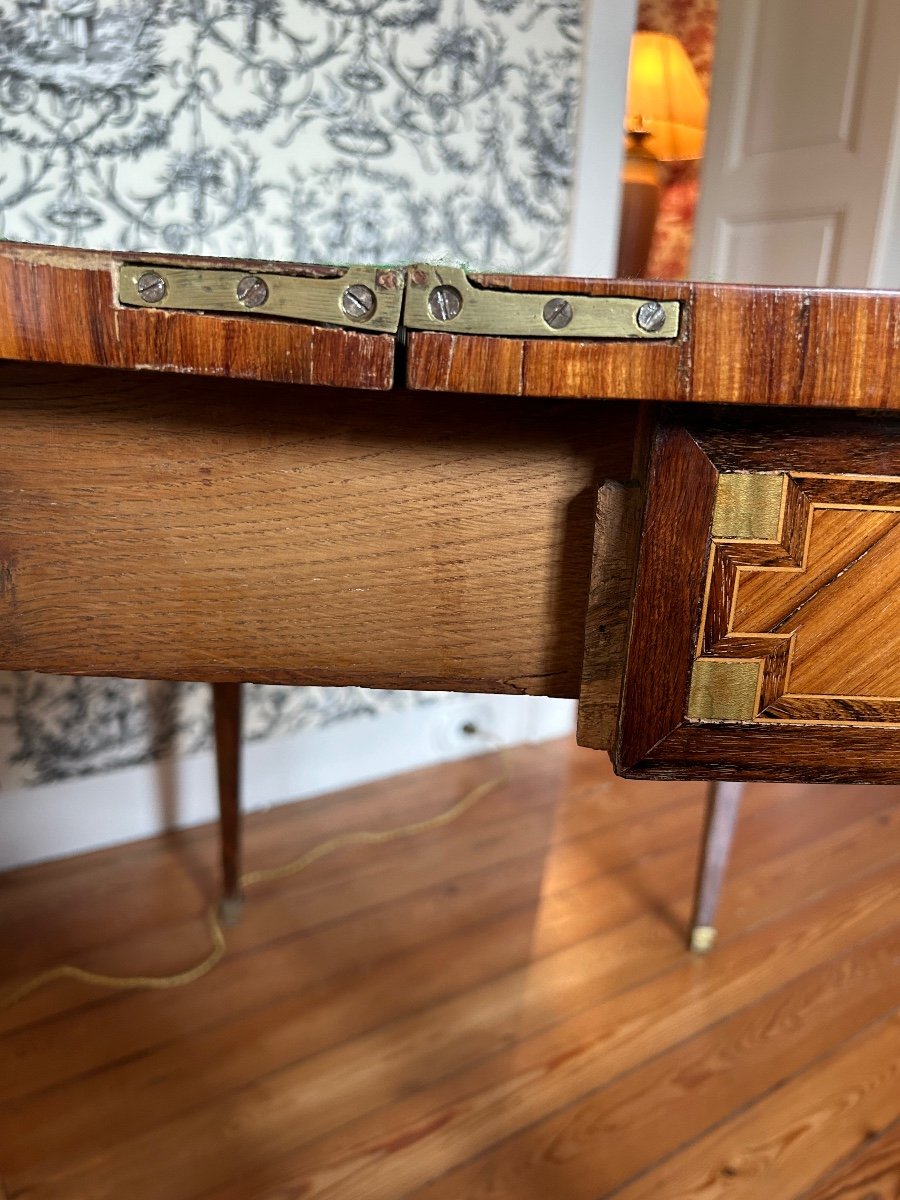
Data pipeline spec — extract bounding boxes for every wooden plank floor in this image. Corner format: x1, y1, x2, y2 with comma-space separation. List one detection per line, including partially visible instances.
1, 737, 900, 1199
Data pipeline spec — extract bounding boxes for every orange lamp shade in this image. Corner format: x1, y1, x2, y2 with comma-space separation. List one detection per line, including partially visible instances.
626, 32, 708, 161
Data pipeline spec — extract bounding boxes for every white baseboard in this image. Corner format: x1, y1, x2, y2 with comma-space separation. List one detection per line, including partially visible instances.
0, 695, 576, 871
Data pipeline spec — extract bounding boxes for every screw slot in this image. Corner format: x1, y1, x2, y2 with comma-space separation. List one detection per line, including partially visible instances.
341, 283, 377, 321
542, 297, 573, 330
236, 275, 269, 308
428, 284, 463, 322
136, 271, 167, 304
636, 300, 666, 333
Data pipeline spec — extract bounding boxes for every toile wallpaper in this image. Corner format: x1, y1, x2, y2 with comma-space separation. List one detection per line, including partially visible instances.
0, 0, 585, 788
0, 0, 581, 265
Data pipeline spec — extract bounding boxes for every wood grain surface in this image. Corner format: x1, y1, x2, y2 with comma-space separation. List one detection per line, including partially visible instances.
608, 424, 719, 767
690, 470, 900, 723
803, 1116, 900, 1199
2, 738, 899, 1199
729, 504, 900, 702
0, 242, 397, 390
611, 409, 900, 781
0, 362, 636, 694
406, 275, 692, 401
576, 481, 644, 750
6, 243, 900, 409
408, 272, 900, 408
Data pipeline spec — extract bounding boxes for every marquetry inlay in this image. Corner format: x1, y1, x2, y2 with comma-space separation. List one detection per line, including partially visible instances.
710, 471, 786, 542
687, 473, 900, 724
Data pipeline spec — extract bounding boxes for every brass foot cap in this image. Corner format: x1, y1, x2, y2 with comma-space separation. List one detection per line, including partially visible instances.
219, 895, 244, 926
690, 925, 717, 954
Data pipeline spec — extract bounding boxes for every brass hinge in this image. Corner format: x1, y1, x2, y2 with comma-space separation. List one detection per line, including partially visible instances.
117, 264, 406, 333
403, 264, 680, 340
117, 261, 681, 341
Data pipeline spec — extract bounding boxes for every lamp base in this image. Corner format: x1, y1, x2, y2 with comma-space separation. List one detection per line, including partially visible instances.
617, 135, 662, 278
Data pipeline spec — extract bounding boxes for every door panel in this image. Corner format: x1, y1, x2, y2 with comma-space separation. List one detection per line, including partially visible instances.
742, 0, 868, 157
693, 0, 900, 286
717, 214, 840, 286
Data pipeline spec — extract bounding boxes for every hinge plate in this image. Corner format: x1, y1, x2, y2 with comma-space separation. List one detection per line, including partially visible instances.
117, 261, 681, 341
403, 265, 681, 340
117, 264, 406, 333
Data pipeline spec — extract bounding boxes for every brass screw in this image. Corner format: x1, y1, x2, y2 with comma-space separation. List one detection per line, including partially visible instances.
374, 268, 402, 292
236, 275, 269, 308
543, 297, 573, 329
636, 300, 666, 332
341, 283, 377, 321
136, 271, 167, 303
428, 284, 463, 322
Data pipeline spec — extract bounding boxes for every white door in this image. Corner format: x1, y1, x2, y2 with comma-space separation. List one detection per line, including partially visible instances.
692, 0, 900, 287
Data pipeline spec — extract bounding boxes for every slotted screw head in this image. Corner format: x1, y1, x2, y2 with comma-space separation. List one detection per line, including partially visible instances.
341, 283, 377, 321
636, 300, 666, 333
136, 271, 167, 303
543, 297, 573, 329
236, 275, 269, 308
427, 284, 463, 322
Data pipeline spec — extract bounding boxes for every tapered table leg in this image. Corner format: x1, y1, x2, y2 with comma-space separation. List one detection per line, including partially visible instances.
212, 682, 243, 924
689, 780, 745, 953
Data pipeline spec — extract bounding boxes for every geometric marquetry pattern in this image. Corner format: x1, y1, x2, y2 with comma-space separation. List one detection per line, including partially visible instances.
688, 472, 900, 724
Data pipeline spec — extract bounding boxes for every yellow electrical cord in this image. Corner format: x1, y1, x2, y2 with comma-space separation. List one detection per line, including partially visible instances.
0, 741, 509, 1011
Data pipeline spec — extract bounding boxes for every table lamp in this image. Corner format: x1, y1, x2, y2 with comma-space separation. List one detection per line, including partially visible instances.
617, 31, 709, 278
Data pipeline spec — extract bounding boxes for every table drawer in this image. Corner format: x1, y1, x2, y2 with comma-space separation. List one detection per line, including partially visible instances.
580, 409, 900, 783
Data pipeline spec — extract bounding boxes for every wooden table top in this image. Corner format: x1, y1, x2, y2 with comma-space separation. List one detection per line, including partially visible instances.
4, 240, 900, 409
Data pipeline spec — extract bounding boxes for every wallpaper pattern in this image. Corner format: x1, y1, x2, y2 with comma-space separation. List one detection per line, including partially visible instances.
0, 0, 580, 267
0, 0, 584, 788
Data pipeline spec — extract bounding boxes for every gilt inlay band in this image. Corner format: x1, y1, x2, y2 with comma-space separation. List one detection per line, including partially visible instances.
710, 472, 786, 542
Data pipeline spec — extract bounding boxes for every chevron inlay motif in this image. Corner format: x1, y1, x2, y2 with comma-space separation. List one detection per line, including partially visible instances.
687, 473, 900, 724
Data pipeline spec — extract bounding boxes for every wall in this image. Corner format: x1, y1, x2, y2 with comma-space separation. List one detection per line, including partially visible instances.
568, 0, 639, 276
637, 0, 718, 279
0, 0, 589, 266
0, 0, 630, 866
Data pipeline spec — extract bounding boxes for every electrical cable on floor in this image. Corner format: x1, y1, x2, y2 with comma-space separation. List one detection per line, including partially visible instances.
0, 731, 508, 1011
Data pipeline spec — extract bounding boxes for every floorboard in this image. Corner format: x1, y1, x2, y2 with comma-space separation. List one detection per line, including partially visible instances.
1, 738, 898, 1200
801, 1114, 900, 1199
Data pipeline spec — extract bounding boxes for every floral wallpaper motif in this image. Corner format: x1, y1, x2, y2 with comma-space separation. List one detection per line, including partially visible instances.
637, 0, 718, 280
0, 0, 583, 788
0, 0, 581, 268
